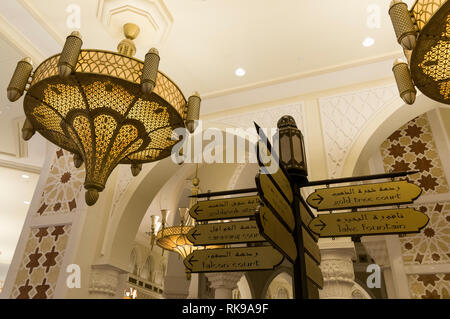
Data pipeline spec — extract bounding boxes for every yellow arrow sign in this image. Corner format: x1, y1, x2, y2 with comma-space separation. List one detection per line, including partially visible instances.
302, 226, 321, 264
305, 254, 323, 289
187, 220, 265, 245
184, 246, 284, 273
256, 205, 297, 263
189, 195, 260, 221
306, 181, 422, 211
256, 173, 295, 231
308, 208, 429, 238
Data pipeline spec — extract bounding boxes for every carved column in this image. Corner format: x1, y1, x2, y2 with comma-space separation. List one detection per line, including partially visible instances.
361, 236, 396, 298
88, 265, 127, 299
205, 272, 243, 299
319, 240, 356, 299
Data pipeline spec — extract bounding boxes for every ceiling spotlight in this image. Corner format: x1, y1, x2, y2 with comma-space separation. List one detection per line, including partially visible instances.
24, 201, 30, 205
235, 68, 246, 77
21, 174, 30, 179
362, 37, 375, 47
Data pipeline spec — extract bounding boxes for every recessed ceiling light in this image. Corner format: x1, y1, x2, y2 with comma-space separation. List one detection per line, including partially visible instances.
362, 37, 375, 47
24, 201, 30, 205
21, 174, 30, 179
235, 68, 246, 77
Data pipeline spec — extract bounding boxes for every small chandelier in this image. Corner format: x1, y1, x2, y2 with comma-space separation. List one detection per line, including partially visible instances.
389, 0, 450, 105
7, 23, 201, 205
155, 207, 196, 260
149, 165, 214, 279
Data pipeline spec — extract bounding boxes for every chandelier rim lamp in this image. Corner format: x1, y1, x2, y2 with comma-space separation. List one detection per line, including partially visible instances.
389, 0, 450, 105
7, 23, 201, 206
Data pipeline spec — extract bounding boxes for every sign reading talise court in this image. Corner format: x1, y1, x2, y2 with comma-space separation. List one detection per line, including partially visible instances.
187, 220, 265, 245
308, 208, 429, 238
184, 246, 284, 273
256, 173, 295, 231
306, 181, 422, 211
189, 195, 260, 221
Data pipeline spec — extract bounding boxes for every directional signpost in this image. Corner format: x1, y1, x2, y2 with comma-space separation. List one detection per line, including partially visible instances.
254, 123, 323, 299
308, 208, 429, 238
185, 116, 427, 300
306, 180, 422, 211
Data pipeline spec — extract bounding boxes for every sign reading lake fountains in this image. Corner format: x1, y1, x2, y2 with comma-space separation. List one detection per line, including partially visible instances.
184, 246, 283, 273
306, 181, 421, 211
308, 208, 429, 238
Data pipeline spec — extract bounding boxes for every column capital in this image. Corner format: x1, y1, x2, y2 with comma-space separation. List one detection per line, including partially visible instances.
205, 272, 243, 290
318, 240, 356, 299
361, 236, 390, 268
88, 264, 127, 298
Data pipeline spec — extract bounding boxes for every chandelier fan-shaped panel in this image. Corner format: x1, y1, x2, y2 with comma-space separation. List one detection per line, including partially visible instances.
8, 24, 201, 206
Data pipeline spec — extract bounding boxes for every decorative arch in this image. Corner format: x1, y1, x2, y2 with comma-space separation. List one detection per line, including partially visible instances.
99, 124, 261, 274
342, 94, 443, 177
236, 273, 254, 299
261, 266, 293, 299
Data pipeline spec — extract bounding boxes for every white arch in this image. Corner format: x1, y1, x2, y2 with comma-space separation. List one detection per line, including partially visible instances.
342, 94, 444, 177
99, 124, 261, 272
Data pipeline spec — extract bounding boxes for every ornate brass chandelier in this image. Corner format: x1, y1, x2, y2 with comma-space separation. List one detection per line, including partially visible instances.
151, 166, 201, 260
389, 0, 450, 105
7, 23, 201, 205
148, 165, 216, 279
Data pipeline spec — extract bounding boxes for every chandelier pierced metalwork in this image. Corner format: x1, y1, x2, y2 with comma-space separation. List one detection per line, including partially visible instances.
389, 0, 450, 105
7, 23, 201, 206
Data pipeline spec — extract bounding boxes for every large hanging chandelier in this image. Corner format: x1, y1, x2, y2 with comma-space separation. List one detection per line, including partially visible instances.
389, 0, 450, 105
7, 23, 201, 206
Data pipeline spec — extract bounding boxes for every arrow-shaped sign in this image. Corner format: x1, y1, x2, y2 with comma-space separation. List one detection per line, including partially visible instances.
256, 173, 295, 231
306, 181, 422, 211
256, 205, 297, 263
308, 208, 429, 238
184, 246, 284, 273
187, 220, 265, 245
189, 195, 260, 221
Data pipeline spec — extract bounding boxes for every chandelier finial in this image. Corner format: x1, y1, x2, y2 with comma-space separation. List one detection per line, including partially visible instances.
118, 23, 140, 57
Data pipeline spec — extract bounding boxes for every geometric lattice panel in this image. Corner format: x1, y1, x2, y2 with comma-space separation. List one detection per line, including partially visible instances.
34, 148, 85, 216
400, 202, 450, 265
380, 113, 450, 195
408, 273, 450, 299
10, 225, 71, 299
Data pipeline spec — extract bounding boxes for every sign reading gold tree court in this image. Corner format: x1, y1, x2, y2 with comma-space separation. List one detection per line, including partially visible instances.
306, 181, 422, 211
184, 246, 284, 273
308, 208, 429, 238
189, 195, 260, 221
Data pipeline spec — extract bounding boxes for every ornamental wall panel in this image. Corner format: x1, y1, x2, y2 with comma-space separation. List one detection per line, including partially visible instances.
377, 112, 450, 299
4, 147, 85, 299
319, 84, 397, 178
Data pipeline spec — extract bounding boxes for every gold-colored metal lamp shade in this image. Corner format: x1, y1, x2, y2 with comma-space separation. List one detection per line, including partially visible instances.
156, 226, 195, 259
410, 1, 450, 104
22, 50, 187, 205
